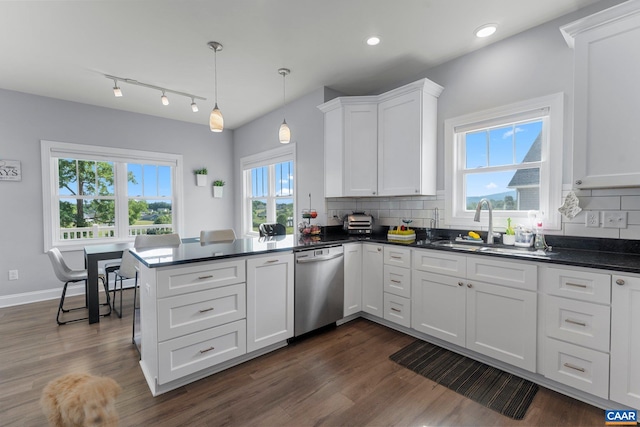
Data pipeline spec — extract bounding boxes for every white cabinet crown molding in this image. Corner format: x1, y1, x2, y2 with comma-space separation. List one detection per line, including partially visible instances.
560, 0, 640, 48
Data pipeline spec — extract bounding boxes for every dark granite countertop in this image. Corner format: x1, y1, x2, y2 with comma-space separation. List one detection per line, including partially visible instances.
131, 228, 640, 275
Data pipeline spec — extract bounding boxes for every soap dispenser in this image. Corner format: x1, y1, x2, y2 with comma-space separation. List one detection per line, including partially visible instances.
533, 220, 548, 250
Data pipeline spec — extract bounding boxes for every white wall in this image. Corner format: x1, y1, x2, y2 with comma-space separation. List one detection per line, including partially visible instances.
233, 87, 341, 234
0, 89, 234, 304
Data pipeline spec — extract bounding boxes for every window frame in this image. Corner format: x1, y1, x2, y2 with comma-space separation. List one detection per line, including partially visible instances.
41, 140, 184, 252
240, 145, 296, 236
444, 93, 564, 231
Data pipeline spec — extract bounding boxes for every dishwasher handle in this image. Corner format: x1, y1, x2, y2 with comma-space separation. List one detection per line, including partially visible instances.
296, 252, 343, 264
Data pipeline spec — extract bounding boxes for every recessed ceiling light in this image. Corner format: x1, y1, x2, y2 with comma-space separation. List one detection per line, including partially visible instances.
475, 24, 498, 38
366, 36, 381, 46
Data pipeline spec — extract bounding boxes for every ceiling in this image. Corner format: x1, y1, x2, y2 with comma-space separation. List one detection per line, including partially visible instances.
0, 0, 603, 130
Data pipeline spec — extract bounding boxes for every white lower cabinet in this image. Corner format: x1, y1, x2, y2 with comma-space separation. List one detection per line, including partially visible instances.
541, 266, 612, 400
382, 246, 411, 327
246, 253, 294, 353
138, 258, 249, 394
412, 271, 465, 347
610, 274, 640, 410
343, 243, 363, 317
466, 279, 536, 371
158, 320, 247, 384
412, 250, 537, 372
362, 244, 383, 316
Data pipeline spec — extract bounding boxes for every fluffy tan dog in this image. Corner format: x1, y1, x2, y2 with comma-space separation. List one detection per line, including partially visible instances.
40, 373, 121, 427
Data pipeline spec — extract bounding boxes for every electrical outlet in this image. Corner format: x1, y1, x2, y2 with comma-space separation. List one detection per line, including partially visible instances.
585, 211, 600, 228
603, 211, 627, 229
8, 270, 18, 280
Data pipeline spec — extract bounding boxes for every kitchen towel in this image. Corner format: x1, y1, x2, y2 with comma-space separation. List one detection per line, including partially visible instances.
558, 191, 582, 220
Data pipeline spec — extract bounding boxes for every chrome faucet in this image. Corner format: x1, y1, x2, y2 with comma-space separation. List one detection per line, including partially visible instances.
474, 198, 499, 244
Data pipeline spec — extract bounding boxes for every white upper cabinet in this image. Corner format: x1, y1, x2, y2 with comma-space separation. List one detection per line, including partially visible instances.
377, 81, 439, 196
319, 78, 443, 197
561, 1, 640, 188
321, 97, 378, 197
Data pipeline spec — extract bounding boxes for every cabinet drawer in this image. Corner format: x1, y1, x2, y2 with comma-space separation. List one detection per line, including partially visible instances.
158, 319, 247, 385
467, 256, 537, 291
383, 293, 411, 328
412, 249, 466, 277
383, 265, 411, 298
544, 338, 609, 399
156, 259, 246, 298
384, 246, 411, 268
157, 283, 246, 342
545, 295, 610, 353
542, 267, 611, 304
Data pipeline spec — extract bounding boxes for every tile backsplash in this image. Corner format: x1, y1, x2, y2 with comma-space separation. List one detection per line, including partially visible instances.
326, 185, 640, 240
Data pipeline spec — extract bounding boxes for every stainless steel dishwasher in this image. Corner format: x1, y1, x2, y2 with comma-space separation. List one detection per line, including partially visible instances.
294, 245, 344, 337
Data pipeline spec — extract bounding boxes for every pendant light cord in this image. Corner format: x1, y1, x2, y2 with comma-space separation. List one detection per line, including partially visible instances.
214, 49, 218, 106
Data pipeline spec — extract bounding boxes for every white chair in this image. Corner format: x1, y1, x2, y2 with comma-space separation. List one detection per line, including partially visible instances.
110, 249, 138, 318
200, 229, 236, 243
47, 248, 111, 325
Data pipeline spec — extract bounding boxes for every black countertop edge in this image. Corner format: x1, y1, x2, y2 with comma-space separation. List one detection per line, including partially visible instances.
133, 246, 296, 269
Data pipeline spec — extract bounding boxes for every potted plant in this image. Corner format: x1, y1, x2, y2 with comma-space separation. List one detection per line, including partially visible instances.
194, 167, 208, 187
212, 179, 225, 198
503, 217, 516, 245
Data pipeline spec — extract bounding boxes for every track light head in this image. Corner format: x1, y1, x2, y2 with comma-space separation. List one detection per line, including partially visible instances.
112, 79, 122, 97
161, 92, 169, 106
191, 98, 199, 112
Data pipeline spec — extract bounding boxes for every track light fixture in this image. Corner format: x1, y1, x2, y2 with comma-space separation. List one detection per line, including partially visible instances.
104, 74, 205, 113
208, 41, 224, 132
278, 68, 291, 144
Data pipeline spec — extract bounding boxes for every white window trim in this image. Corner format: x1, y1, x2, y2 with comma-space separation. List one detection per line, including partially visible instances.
41, 140, 184, 252
444, 93, 564, 231
240, 145, 296, 236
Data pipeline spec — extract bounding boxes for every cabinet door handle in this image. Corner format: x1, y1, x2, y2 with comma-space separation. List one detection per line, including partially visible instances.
199, 346, 216, 354
199, 307, 214, 313
565, 282, 587, 289
467, 283, 472, 288
377, 248, 382, 252
391, 307, 402, 313
265, 259, 279, 264
575, 180, 582, 185
391, 255, 402, 259
198, 275, 214, 280
391, 279, 401, 284
458, 282, 464, 287
616, 279, 625, 286
564, 318, 586, 327
563, 362, 585, 373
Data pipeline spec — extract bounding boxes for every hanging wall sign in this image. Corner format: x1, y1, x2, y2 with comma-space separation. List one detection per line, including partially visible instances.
0, 160, 22, 181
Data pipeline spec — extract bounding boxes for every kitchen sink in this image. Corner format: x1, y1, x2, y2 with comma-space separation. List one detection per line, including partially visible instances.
430, 240, 555, 258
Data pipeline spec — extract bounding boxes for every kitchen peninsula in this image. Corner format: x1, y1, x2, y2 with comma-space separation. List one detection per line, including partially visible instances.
131, 236, 296, 396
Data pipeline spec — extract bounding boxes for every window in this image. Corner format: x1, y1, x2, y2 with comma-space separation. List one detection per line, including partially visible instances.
42, 141, 183, 251
444, 93, 563, 230
241, 146, 295, 236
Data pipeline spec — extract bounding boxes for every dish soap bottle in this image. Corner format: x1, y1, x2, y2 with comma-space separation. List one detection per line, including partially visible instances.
533, 220, 547, 250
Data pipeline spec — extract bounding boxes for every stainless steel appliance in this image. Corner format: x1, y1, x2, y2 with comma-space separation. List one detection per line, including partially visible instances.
294, 245, 344, 337
344, 212, 373, 234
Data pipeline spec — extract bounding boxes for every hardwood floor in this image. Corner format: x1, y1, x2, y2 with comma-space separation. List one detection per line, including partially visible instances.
0, 291, 605, 426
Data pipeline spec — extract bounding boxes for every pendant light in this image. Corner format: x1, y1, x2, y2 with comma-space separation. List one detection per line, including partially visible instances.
278, 68, 291, 144
208, 41, 224, 132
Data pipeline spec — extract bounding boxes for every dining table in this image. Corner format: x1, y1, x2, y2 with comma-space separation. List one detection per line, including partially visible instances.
84, 242, 132, 324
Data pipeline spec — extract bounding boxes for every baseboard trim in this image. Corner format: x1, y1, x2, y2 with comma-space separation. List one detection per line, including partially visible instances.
0, 278, 136, 308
